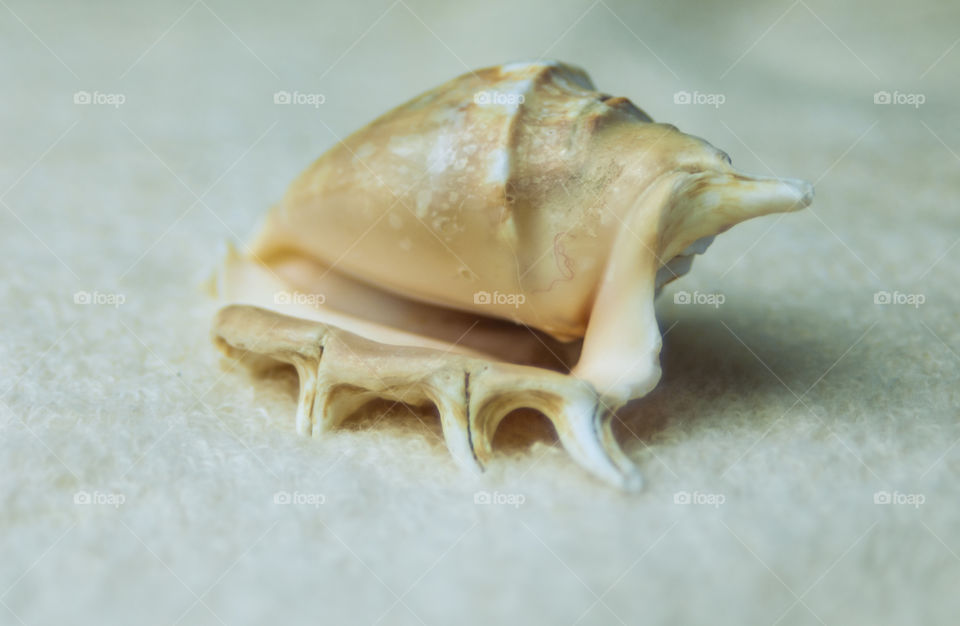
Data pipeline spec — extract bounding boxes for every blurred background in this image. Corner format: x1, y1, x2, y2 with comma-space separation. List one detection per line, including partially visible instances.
1, 0, 958, 624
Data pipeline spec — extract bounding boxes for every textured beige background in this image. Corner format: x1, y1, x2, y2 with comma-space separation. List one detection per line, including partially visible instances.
2, 0, 959, 624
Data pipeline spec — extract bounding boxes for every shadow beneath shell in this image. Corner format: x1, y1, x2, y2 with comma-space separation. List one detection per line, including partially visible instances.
612, 301, 861, 451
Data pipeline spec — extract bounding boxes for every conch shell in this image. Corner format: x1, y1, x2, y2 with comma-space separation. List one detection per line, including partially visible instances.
210, 61, 813, 489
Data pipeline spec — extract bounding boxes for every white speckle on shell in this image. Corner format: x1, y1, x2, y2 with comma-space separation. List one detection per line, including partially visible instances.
427, 134, 457, 174
354, 142, 376, 161
415, 189, 432, 217
486, 148, 510, 184
388, 136, 419, 158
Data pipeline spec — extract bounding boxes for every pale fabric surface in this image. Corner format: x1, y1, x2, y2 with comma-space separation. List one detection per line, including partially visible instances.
2, 0, 958, 624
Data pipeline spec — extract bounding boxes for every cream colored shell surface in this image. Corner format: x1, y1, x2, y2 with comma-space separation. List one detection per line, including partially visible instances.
250, 61, 727, 338
211, 60, 814, 489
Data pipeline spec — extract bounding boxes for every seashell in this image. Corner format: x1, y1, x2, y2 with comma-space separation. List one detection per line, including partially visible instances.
210, 61, 813, 490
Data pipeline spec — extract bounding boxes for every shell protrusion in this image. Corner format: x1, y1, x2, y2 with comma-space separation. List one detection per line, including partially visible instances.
212, 304, 642, 490
662, 173, 814, 261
